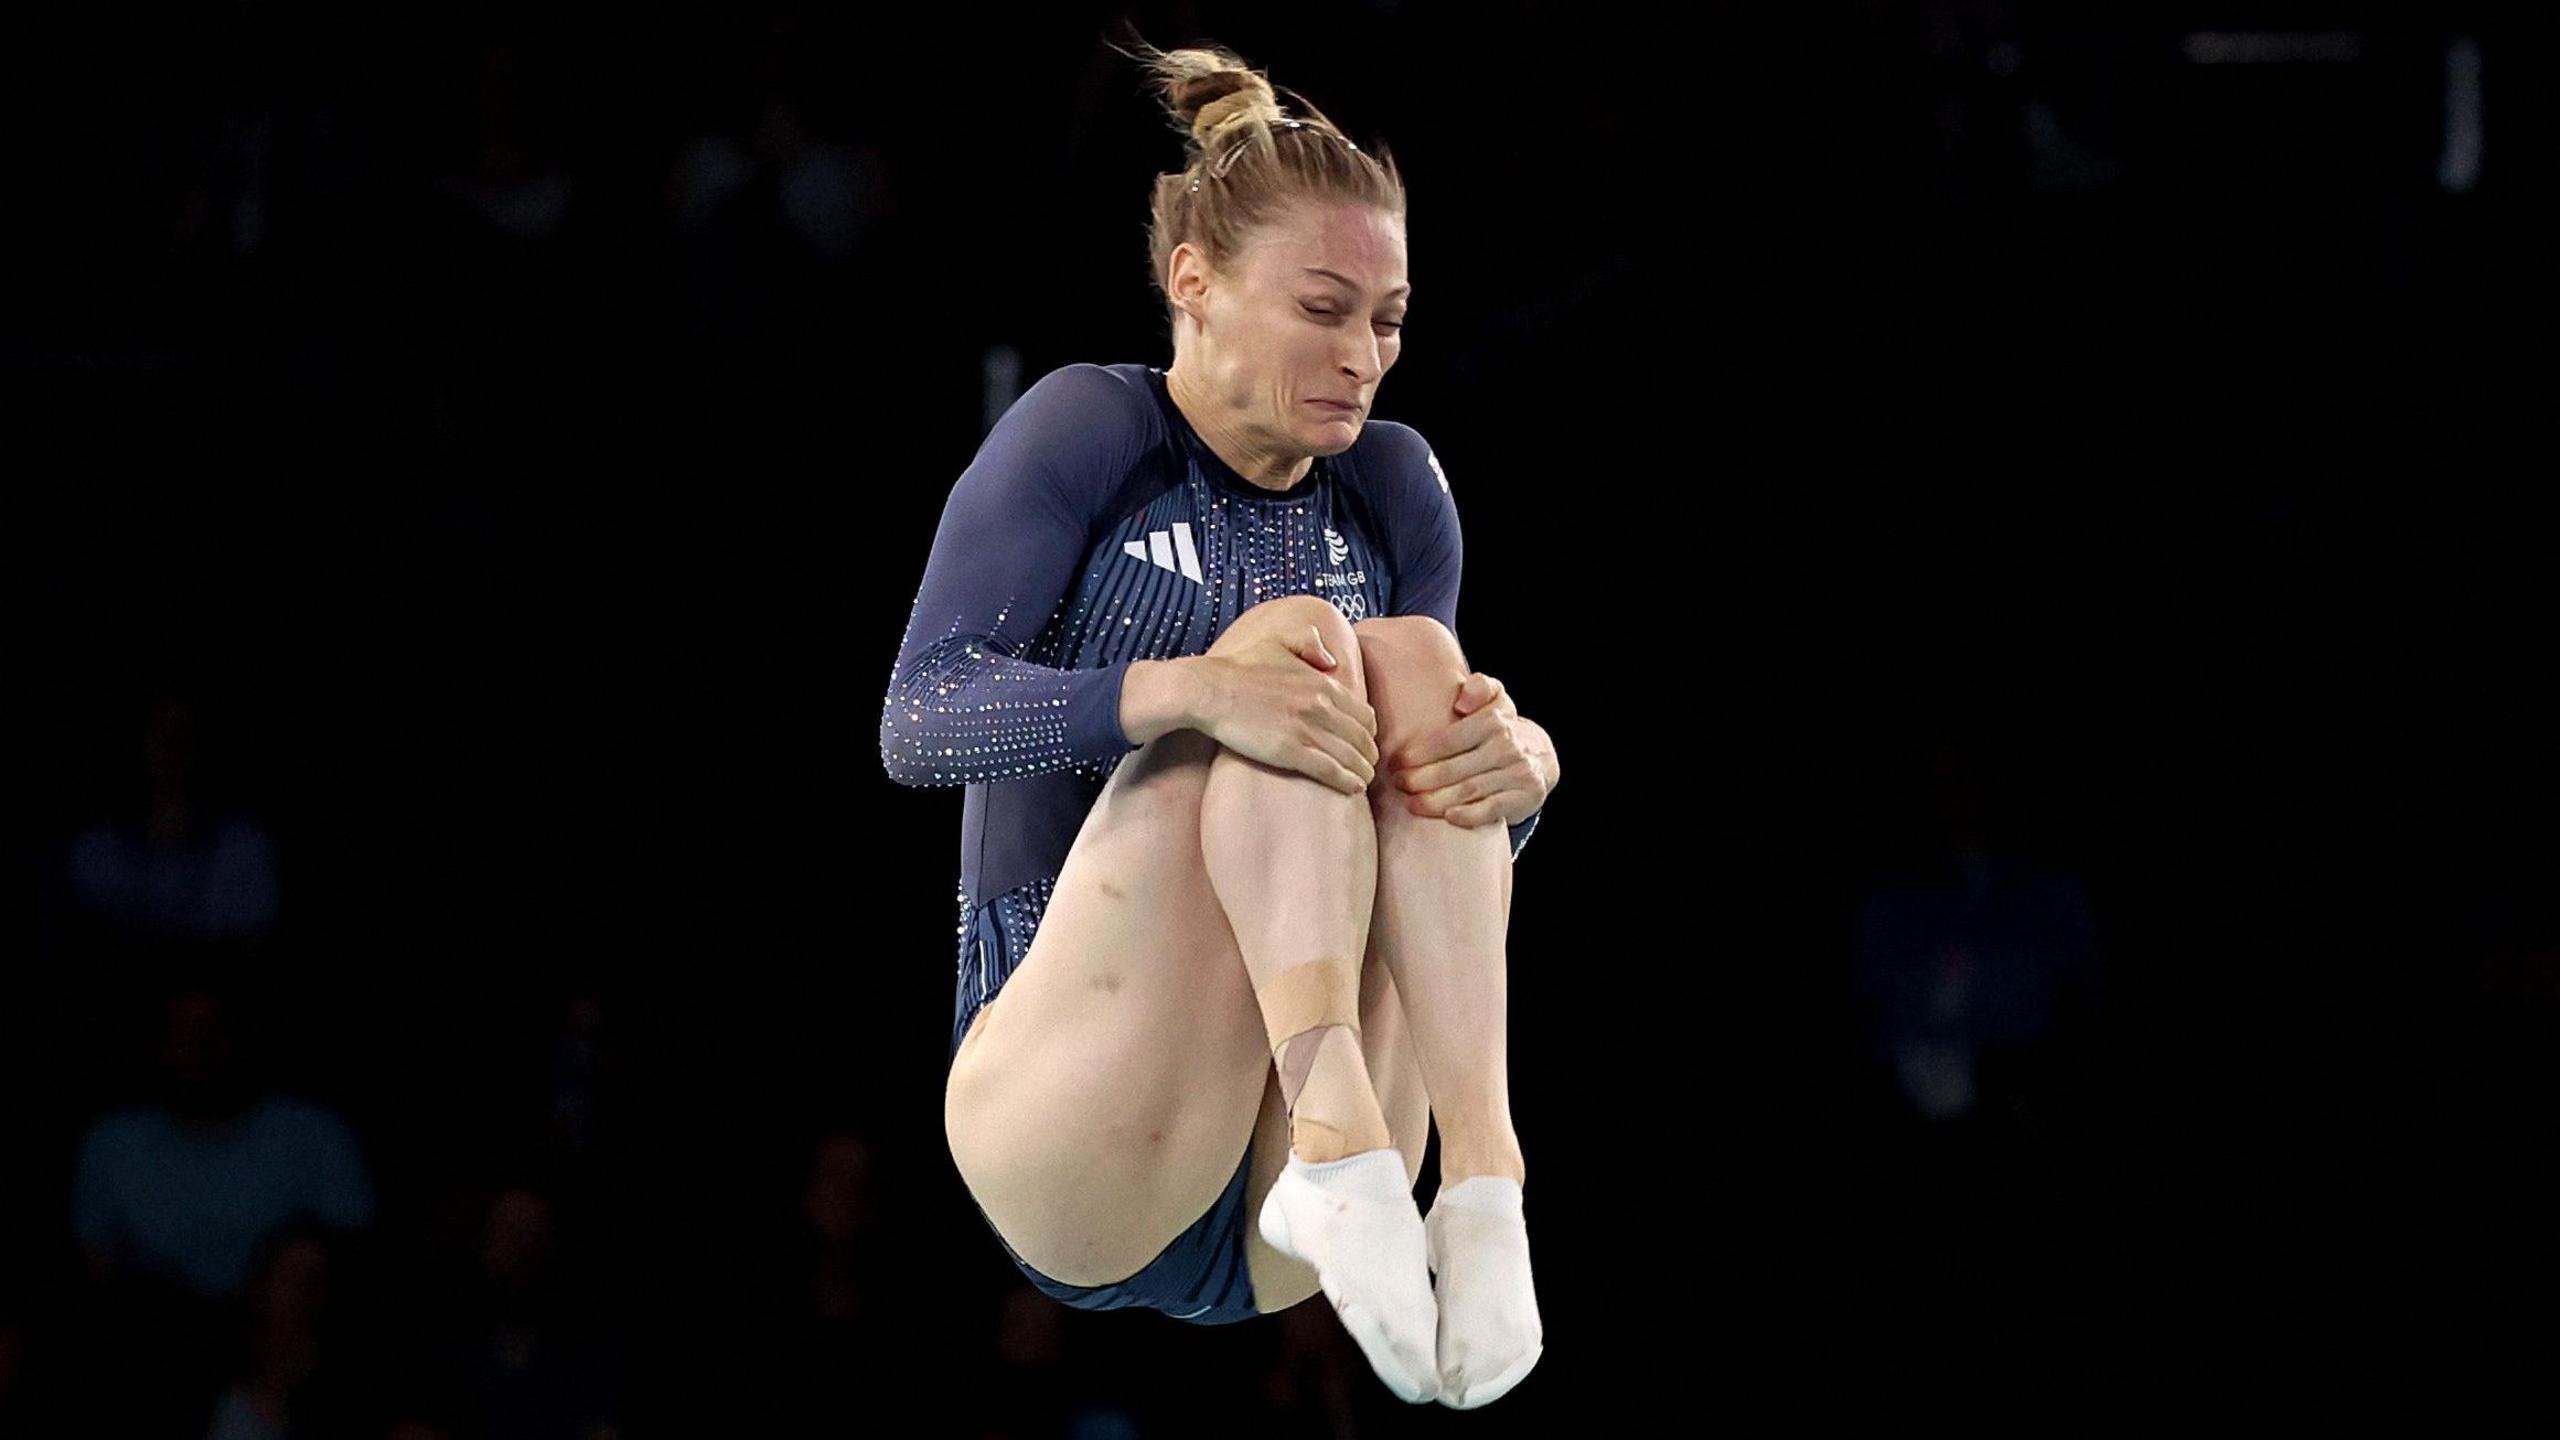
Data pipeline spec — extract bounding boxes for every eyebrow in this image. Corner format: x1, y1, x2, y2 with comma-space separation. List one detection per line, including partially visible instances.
1302, 267, 1411, 300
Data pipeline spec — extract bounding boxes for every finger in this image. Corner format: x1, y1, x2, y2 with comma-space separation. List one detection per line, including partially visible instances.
1468, 783, 1537, 827
1333, 702, 1379, 769
1304, 746, 1366, 795
1408, 776, 1476, 817
1421, 796, 1489, 826
1395, 749, 1464, 793
1280, 625, 1334, 670
1317, 684, 1378, 764
1398, 739, 1495, 793
1305, 635, 1337, 670
1421, 780, 1529, 826
1349, 723, 1380, 774
1396, 716, 1475, 770
1313, 727, 1376, 792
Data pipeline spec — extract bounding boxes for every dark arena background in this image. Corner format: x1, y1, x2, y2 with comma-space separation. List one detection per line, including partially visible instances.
7, 3, 2553, 1434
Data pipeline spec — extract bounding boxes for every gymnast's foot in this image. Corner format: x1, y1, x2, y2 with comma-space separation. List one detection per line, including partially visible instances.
1425, 1174, 1542, 1409
1257, 1147, 1440, 1403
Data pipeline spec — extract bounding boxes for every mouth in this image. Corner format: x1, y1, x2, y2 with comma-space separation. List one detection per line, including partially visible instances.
1306, 399, 1361, 416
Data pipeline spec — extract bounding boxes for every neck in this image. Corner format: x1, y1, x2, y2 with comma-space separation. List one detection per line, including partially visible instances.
1164, 359, 1312, 492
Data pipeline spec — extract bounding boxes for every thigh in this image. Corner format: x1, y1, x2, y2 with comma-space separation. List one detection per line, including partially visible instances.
945, 592, 1374, 1291
944, 724, 1273, 1287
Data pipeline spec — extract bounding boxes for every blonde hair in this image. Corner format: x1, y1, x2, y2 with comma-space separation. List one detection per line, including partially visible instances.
1114, 36, 1407, 318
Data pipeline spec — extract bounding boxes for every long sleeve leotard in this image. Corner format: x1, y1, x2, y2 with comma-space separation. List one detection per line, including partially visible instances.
882, 363, 1541, 1058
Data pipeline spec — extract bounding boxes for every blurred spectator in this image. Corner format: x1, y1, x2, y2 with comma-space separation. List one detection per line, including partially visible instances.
401, 1183, 622, 1440
72, 984, 374, 1300
1854, 741, 2100, 1123
663, 11, 888, 266
68, 695, 280, 949
197, 1221, 354, 1440
434, 40, 573, 245
732, 1128, 888, 1423
966, 1281, 1146, 1440
660, 4, 890, 389
802, 1130, 877, 1324
666, 93, 886, 266
545, 990, 612, 1167
983, 1283, 1072, 1440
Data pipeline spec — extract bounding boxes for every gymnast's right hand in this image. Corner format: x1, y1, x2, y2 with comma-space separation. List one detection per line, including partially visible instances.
1190, 625, 1379, 795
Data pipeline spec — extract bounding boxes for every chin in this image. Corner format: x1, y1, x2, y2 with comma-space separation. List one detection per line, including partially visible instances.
1304, 418, 1361, 454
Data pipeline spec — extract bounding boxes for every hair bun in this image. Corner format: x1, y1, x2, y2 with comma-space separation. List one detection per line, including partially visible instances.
1126, 31, 1405, 320
1191, 86, 1274, 146
1136, 46, 1280, 151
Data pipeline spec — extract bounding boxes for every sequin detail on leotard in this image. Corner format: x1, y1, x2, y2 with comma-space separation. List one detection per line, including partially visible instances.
950, 876, 1059, 1062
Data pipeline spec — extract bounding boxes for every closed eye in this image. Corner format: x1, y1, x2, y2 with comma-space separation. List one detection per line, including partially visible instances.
1304, 303, 1404, 333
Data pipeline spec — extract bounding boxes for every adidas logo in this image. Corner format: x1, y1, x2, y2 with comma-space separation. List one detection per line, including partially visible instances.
1123, 521, 1203, 583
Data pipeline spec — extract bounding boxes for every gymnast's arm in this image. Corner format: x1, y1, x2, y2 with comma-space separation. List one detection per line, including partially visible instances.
879, 365, 1194, 786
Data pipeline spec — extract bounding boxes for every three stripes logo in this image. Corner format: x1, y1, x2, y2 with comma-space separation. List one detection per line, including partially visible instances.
1123, 521, 1203, 584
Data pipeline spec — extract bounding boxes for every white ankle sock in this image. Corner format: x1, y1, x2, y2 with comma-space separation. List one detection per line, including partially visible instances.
1257, 1147, 1439, 1404
1424, 1175, 1542, 1409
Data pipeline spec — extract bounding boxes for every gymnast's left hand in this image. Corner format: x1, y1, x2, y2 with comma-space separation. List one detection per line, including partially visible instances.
1386, 671, 1556, 828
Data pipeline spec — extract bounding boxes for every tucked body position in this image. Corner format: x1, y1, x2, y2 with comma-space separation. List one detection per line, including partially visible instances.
881, 37, 1562, 1410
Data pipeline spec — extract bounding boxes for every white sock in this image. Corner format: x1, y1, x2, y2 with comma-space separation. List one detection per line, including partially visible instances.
1257, 1147, 1440, 1404
1424, 1175, 1542, 1409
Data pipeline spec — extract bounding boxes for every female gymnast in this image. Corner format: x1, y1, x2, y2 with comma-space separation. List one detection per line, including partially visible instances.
881, 40, 1560, 1409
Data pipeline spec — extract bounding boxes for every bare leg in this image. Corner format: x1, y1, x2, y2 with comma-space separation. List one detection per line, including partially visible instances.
1353, 615, 1524, 1187
941, 719, 1273, 1288
1199, 603, 1393, 1164
1356, 614, 1544, 1409
1244, 933, 1433, 1313
942, 598, 1388, 1290
1204, 599, 1440, 1404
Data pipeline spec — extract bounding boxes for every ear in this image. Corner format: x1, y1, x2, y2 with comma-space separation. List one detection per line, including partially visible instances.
1166, 241, 1211, 324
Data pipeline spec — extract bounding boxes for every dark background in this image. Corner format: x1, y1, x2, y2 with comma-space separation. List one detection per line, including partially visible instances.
7, 2, 2554, 1434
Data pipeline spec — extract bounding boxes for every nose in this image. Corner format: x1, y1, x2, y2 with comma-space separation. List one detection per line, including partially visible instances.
1339, 330, 1381, 387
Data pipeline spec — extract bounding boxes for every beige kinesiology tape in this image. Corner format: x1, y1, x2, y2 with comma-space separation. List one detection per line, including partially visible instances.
1262, 959, 1363, 1115
1259, 958, 1363, 1052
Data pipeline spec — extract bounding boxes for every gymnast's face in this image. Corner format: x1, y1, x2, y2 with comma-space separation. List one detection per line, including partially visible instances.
1170, 198, 1409, 461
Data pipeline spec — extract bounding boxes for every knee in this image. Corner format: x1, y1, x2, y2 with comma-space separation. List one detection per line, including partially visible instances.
1212, 594, 1365, 678
1351, 614, 1465, 678
1350, 616, 1467, 748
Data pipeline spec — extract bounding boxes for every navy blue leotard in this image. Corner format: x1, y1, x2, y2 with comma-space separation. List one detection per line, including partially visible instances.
880, 361, 1540, 1063
882, 361, 1542, 1324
